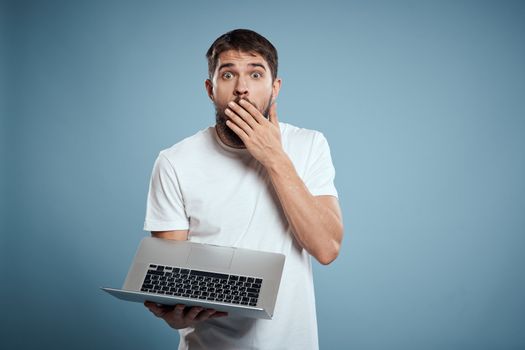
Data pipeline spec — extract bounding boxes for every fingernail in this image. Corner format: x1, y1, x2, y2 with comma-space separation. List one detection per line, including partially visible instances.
228, 101, 235, 107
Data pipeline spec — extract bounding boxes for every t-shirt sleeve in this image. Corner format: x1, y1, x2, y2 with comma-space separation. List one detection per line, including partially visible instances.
143, 153, 190, 232
304, 132, 339, 198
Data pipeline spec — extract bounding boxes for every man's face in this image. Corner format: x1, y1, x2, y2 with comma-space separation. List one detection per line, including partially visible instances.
206, 50, 281, 148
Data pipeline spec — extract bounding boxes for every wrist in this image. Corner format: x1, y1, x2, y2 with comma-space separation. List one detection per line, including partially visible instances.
264, 151, 293, 175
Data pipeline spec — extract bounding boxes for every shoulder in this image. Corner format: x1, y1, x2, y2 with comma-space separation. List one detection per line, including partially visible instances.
278, 122, 332, 172
279, 122, 327, 148
158, 127, 214, 162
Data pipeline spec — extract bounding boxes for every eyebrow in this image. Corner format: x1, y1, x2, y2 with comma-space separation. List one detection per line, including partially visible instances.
218, 63, 267, 71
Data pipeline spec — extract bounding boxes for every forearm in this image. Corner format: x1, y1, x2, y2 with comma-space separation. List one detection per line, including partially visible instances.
266, 152, 343, 265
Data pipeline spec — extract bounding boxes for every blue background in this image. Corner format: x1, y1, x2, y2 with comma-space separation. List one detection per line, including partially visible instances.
1, 0, 525, 349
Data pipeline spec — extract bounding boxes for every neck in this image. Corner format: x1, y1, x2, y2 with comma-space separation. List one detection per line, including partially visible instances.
214, 124, 246, 149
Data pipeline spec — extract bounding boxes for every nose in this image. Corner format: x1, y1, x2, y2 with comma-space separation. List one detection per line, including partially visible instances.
234, 77, 248, 98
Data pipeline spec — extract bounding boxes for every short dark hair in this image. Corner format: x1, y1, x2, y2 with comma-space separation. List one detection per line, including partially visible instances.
206, 29, 278, 81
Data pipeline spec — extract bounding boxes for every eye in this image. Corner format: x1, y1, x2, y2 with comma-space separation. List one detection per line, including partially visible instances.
222, 72, 234, 80
251, 72, 262, 79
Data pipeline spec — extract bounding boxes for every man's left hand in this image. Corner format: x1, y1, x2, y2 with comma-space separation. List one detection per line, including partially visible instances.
225, 99, 285, 168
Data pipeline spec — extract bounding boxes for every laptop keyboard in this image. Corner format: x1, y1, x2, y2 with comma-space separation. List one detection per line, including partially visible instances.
140, 264, 262, 307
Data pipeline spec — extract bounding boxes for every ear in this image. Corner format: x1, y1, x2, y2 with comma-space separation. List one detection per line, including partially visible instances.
271, 78, 282, 102
205, 79, 214, 101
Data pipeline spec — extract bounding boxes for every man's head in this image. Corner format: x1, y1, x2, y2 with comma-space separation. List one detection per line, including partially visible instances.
206, 29, 278, 82
205, 29, 282, 148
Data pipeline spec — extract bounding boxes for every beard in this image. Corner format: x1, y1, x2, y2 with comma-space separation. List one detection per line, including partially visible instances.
215, 96, 272, 148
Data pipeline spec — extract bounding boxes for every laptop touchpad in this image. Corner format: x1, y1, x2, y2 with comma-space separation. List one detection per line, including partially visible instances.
187, 245, 234, 270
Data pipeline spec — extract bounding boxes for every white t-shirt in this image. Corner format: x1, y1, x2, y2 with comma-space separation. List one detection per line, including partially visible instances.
144, 122, 338, 350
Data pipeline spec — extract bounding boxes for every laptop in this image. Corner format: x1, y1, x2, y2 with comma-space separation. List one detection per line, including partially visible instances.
101, 236, 286, 319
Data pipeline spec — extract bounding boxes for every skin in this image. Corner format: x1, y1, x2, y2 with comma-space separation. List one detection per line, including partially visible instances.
144, 302, 228, 329
145, 49, 344, 329
209, 50, 279, 148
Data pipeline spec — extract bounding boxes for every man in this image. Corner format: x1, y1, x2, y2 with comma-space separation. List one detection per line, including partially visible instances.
143, 29, 343, 349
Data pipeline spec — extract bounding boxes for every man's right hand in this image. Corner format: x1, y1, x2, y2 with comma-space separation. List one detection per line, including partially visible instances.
144, 301, 228, 329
